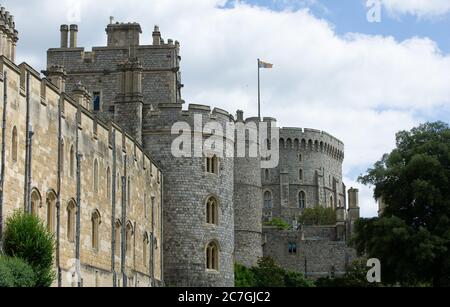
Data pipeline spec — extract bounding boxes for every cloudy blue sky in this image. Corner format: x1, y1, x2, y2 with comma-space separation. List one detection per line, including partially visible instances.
3, 0, 450, 217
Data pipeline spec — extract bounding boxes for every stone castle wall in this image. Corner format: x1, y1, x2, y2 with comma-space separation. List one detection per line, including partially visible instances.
0, 56, 163, 287
263, 227, 356, 279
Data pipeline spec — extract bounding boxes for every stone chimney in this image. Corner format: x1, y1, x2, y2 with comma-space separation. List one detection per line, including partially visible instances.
348, 188, 360, 221
60, 25, 69, 48
69, 24, 78, 48
152, 25, 161, 46
106, 22, 141, 47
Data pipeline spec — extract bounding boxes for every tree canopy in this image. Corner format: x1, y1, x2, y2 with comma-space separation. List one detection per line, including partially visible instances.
355, 122, 450, 287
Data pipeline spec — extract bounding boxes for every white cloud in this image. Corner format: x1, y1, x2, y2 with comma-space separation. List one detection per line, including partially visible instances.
4, 0, 450, 217
383, 0, 450, 18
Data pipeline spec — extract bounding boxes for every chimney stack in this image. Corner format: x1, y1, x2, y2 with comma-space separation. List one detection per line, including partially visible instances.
69, 24, 78, 48
153, 25, 161, 46
60, 25, 69, 48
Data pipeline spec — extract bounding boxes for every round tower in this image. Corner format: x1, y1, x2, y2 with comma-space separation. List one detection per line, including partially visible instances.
233, 112, 263, 267
262, 128, 345, 223
142, 103, 235, 287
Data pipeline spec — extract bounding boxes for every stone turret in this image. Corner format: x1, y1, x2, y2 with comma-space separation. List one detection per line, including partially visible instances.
42, 65, 68, 93
233, 112, 263, 267
72, 82, 92, 110
0, 6, 19, 62
114, 58, 144, 144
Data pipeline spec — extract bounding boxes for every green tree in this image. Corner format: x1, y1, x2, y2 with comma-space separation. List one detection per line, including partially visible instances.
251, 257, 286, 287
3, 212, 55, 287
356, 122, 450, 287
234, 263, 256, 287
0, 256, 36, 287
299, 207, 336, 226
315, 258, 379, 288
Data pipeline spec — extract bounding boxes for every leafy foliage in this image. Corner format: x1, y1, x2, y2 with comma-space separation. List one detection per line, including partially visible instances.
235, 257, 314, 287
3, 212, 55, 287
356, 122, 450, 287
0, 256, 36, 287
315, 258, 379, 288
263, 218, 290, 230
299, 207, 336, 226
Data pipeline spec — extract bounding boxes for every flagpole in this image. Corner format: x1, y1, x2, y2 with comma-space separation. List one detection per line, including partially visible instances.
258, 58, 261, 121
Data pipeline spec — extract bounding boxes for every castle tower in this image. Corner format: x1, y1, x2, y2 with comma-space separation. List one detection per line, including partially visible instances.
233, 112, 263, 267
347, 188, 360, 236
106, 22, 141, 47
0, 7, 19, 62
114, 58, 144, 144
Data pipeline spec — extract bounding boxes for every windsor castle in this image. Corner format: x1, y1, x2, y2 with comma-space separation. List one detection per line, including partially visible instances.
0, 6, 360, 287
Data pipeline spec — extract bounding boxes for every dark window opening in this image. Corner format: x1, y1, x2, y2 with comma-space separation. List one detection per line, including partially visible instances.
93, 92, 101, 111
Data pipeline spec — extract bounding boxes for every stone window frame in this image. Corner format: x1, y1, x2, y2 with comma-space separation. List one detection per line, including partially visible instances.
125, 221, 135, 258
11, 126, 18, 163
205, 195, 219, 226
91, 209, 102, 252
205, 154, 220, 176
298, 190, 307, 209
114, 219, 122, 257
30, 188, 42, 217
46, 190, 57, 234
67, 199, 77, 243
299, 169, 304, 182
288, 242, 298, 254
92, 90, 102, 112
205, 240, 220, 272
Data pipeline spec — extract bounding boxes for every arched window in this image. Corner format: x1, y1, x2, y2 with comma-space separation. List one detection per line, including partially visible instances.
60, 139, 65, 174
299, 169, 304, 182
91, 210, 101, 251
143, 232, 149, 268
299, 191, 306, 209
93, 159, 99, 193
206, 155, 219, 175
70, 145, 75, 178
206, 196, 218, 225
47, 191, 57, 233
115, 220, 122, 256
126, 222, 134, 257
67, 200, 76, 243
12, 126, 18, 163
106, 167, 111, 199
264, 191, 273, 209
206, 241, 219, 271
30, 189, 41, 216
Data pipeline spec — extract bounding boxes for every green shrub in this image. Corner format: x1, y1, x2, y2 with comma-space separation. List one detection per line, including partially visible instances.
299, 207, 336, 226
0, 256, 36, 287
284, 271, 315, 288
3, 212, 55, 287
235, 263, 256, 287
251, 257, 286, 287
263, 218, 290, 230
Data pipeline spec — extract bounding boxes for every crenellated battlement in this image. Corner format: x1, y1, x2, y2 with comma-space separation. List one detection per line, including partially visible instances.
279, 127, 344, 162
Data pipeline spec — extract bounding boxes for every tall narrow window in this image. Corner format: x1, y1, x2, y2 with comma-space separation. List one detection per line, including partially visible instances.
143, 232, 149, 268
12, 126, 18, 163
59, 140, 65, 174
70, 145, 75, 178
206, 155, 219, 175
264, 191, 273, 209
126, 222, 133, 257
93, 92, 101, 111
330, 195, 334, 209
299, 191, 306, 209
91, 210, 101, 251
264, 169, 270, 181
67, 200, 76, 243
47, 191, 57, 233
299, 169, 304, 182
288, 243, 297, 254
206, 241, 219, 271
106, 167, 111, 199
206, 196, 218, 225
115, 220, 122, 256
299, 154, 303, 162
94, 160, 99, 193
30, 189, 41, 217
